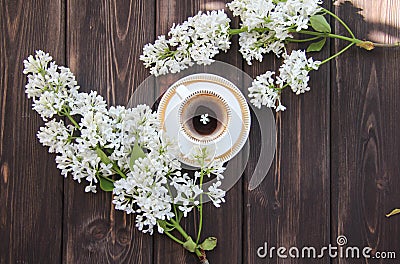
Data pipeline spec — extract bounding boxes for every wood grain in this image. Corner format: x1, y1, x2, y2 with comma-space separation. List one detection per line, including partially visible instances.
64, 0, 155, 263
332, 1, 400, 263
0, 1, 65, 263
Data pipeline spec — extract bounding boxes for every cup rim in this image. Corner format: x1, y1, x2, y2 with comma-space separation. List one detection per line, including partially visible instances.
178, 89, 232, 144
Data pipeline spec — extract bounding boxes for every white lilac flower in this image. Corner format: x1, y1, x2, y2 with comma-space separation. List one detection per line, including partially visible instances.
37, 119, 75, 154
85, 185, 97, 193
200, 114, 210, 124
128, 104, 159, 146
238, 31, 285, 65
46, 63, 78, 92
24, 56, 79, 120
107, 105, 159, 170
54, 142, 113, 193
272, 0, 322, 33
227, 0, 275, 31
207, 181, 226, 208
227, 0, 322, 63
66, 102, 160, 194
279, 50, 320, 95
111, 118, 183, 234
25, 73, 47, 99
170, 161, 226, 216
227, 0, 322, 32
107, 105, 160, 169
32, 90, 68, 120
171, 172, 203, 217
140, 10, 231, 76
77, 111, 109, 147
248, 71, 285, 111
23, 50, 52, 75
113, 154, 177, 234
184, 10, 231, 64
69, 91, 107, 116
140, 35, 190, 76
113, 142, 226, 234
206, 159, 225, 181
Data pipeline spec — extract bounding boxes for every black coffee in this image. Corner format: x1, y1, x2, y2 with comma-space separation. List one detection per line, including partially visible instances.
181, 94, 228, 141
190, 105, 219, 135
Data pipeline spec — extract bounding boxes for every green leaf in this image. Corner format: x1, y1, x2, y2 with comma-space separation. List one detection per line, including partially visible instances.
310, 15, 331, 33
96, 147, 112, 165
386, 208, 400, 217
307, 38, 327, 52
199, 237, 217, 251
183, 237, 197, 253
129, 141, 146, 171
99, 177, 114, 192
157, 220, 175, 232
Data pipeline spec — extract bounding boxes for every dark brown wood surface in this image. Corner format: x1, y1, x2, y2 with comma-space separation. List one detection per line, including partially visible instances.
331, 1, 400, 264
1, 1, 399, 264
0, 1, 65, 263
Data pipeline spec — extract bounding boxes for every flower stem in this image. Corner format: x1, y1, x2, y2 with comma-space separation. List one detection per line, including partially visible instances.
63, 112, 80, 129
170, 218, 190, 240
196, 249, 208, 263
327, 33, 361, 43
168, 218, 207, 262
298, 30, 400, 49
371, 42, 400, 48
297, 30, 363, 44
286, 36, 321, 43
320, 42, 355, 65
164, 230, 184, 245
322, 8, 355, 38
228, 27, 248, 35
229, 25, 399, 49
196, 170, 205, 245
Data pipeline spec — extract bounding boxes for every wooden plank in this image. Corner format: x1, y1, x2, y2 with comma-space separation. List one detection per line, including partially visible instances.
243, 3, 332, 264
331, 1, 400, 263
153, 1, 244, 263
0, 1, 65, 263
64, 0, 155, 263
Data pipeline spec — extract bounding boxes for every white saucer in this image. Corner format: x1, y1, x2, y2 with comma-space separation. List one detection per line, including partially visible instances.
157, 73, 251, 167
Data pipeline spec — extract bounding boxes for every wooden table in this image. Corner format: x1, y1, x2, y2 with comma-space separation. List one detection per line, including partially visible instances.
1, 1, 400, 263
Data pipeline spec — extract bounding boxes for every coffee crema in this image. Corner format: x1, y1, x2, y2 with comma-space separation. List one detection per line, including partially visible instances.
180, 93, 230, 142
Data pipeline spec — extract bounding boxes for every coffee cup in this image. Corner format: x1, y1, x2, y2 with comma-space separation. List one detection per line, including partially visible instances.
176, 85, 231, 144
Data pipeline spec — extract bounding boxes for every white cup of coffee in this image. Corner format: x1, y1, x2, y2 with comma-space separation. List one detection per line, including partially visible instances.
176, 85, 231, 144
